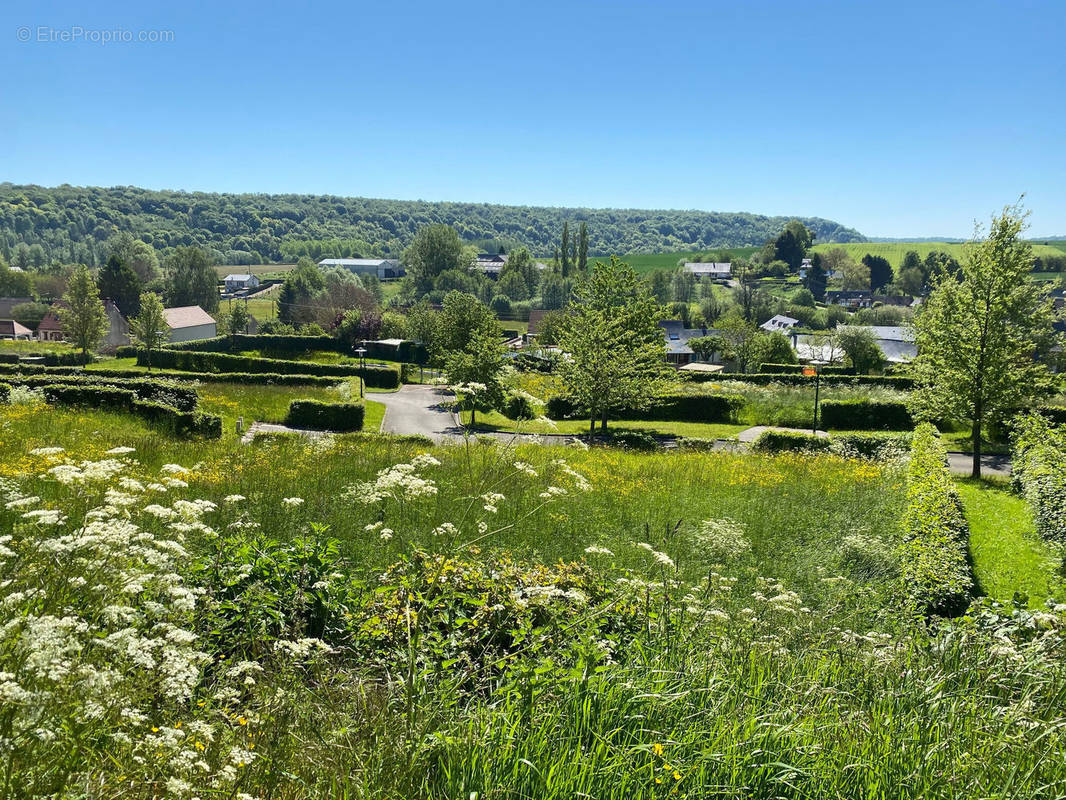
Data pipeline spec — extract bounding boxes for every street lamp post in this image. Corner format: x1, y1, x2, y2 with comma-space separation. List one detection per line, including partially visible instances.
354, 345, 367, 399
803, 360, 826, 434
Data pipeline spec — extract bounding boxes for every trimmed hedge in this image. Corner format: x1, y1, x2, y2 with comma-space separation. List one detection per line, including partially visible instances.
5, 374, 198, 412
135, 349, 400, 388
819, 399, 913, 431
0, 382, 9, 402
684, 372, 915, 390
285, 399, 365, 432
752, 430, 832, 453
1012, 414, 1066, 543
0, 363, 349, 389
0, 353, 18, 364
546, 392, 743, 423
162, 334, 430, 364
759, 363, 854, 375
900, 424, 974, 617
832, 432, 912, 460
39, 384, 221, 439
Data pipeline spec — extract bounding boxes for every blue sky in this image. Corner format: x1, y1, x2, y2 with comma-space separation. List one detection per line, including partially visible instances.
3, 0, 1064, 238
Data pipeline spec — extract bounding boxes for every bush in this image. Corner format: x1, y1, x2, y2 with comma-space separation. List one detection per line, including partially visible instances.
546, 392, 743, 423
1012, 414, 1066, 543
0, 353, 19, 364
286, 399, 366, 432
676, 436, 719, 451
503, 391, 537, 421
39, 383, 221, 439
752, 430, 832, 453
685, 372, 914, 390
900, 424, 974, 617
820, 399, 913, 430
43, 351, 92, 366
604, 430, 659, 451
4, 374, 198, 412
136, 349, 401, 388
830, 432, 912, 460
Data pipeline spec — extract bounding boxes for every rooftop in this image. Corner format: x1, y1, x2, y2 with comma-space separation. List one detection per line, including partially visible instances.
163, 305, 216, 329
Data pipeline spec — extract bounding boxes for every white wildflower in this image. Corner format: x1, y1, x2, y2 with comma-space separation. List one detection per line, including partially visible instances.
282, 497, 304, 507
105, 446, 136, 455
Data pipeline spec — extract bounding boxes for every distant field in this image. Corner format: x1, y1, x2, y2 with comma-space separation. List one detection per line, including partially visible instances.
594, 248, 760, 274
810, 241, 1066, 266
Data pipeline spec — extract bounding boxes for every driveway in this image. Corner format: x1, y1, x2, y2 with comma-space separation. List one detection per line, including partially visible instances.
374, 385, 465, 442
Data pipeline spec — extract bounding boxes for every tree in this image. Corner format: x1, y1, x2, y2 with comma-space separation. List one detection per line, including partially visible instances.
499, 247, 538, 300
689, 335, 725, 362
764, 331, 798, 364
0, 260, 33, 296
765, 220, 814, 270
649, 270, 672, 304
558, 257, 669, 434
129, 292, 169, 372
715, 315, 772, 373
404, 224, 468, 295
577, 222, 589, 272
10, 301, 49, 330
838, 326, 885, 374
497, 270, 530, 302
560, 221, 571, 276
862, 254, 893, 293
910, 205, 1061, 477
165, 247, 219, 312
670, 269, 696, 303
97, 254, 143, 318
108, 233, 160, 283
224, 302, 250, 337
438, 291, 500, 356
803, 253, 828, 300
446, 329, 505, 427
277, 258, 325, 324
405, 302, 440, 364
840, 259, 871, 290
539, 273, 571, 310
60, 264, 109, 363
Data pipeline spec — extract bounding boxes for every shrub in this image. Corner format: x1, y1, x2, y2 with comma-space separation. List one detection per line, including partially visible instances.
0, 363, 345, 388
759, 363, 853, 375
136, 349, 401, 388
900, 424, 974, 617
38, 383, 221, 439
751, 430, 832, 453
546, 392, 743, 423
503, 391, 537, 421
604, 430, 659, 451
1012, 414, 1066, 543
0, 353, 19, 364
830, 432, 912, 460
286, 399, 366, 432
685, 372, 914, 390
820, 399, 913, 430
675, 436, 719, 451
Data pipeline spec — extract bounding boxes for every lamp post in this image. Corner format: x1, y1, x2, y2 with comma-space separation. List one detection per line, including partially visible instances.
354, 345, 367, 399
803, 360, 825, 434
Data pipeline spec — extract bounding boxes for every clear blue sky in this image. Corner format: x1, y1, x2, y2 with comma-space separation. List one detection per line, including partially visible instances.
3, 0, 1064, 239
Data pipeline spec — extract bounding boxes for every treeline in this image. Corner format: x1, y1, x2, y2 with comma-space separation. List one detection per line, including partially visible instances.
0, 183, 866, 267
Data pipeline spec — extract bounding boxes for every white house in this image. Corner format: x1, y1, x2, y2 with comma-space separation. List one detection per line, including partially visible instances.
163, 305, 217, 343
683, 262, 731, 280
317, 258, 404, 280
760, 314, 799, 333
224, 273, 260, 292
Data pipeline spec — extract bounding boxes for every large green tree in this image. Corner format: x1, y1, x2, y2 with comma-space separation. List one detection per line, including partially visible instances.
910, 205, 1061, 477
164, 247, 219, 312
277, 258, 325, 324
97, 254, 143, 317
558, 257, 669, 434
129, 292, 170, 372
862, 254, 893, 293
404, 225, 468, 294
446, 328, 506, 427
60, 264, 109, 363
107, 232, 160, 283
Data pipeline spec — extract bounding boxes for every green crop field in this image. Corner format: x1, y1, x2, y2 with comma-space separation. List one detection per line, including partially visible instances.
810, 240, 1066, 266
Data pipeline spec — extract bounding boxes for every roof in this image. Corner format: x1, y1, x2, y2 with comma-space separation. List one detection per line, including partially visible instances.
678, 362, 725, 373
683, 262, 731, 275
476, 253, 508, 263
0, 319, 32, 337
659, 320, 717, 355
36, 301, 68, 331
318, 258, 399, 268
224, 273, 256, 281
163, 306, 216, 330
760, 314, 799, 332
527, 310, 549, 333
0, 297, 34, 318
839, 325, 912, 342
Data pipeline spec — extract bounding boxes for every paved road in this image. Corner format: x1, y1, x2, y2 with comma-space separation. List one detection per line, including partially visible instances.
946, 452, 1011, 477
374, 385, 466, 442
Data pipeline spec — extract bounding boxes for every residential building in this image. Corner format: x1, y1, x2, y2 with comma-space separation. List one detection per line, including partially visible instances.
317, 258, 404, 279
475, 253, 508, 277
163, 305, 217, 343
0, 320, 33, 340
35, 306, 64, 341
223, 273, 261, 292
760, 314, 799, 333
871, 294, 915, 307
826, 290, 873, 309
683, 262, 731, 280
659, 320, 717, 366
839, 325, 916, 363
101, 299, 130, 349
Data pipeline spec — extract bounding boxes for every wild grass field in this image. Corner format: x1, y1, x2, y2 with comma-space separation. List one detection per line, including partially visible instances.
2, 393, 1065, 797
810, 240, 1066, 266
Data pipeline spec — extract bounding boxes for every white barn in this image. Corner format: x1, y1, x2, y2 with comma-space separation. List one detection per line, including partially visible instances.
164, 306, 217, 343
683, 262, 731, 280
224, 273, 260, 292
317, 258, 404, 280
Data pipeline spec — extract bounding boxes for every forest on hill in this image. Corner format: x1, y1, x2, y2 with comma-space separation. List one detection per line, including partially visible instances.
0, 183, 865, 267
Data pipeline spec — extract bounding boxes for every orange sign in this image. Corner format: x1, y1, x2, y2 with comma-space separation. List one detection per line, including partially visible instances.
802, 367, 817, 377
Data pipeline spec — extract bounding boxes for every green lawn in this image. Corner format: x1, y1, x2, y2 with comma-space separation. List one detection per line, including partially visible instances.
462, 409, 747, 439
811, 240, 1065, 267
0, 339, 76, 355
957, 479, 1065, 607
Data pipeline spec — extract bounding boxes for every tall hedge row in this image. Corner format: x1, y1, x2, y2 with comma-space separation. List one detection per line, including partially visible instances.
285, 400, 365, 432
134, 349, 400, 388
0, 363, 343, 388
819, 399, 913, 430
1012, 414, 1066, 543
545, 392, 743, 423
39, 384, 221, 439
4, 374, 198, 412
900, 424, 973, 617
684, 372, 915, 390
759, 363, 854, 375
158, 334, 430, 363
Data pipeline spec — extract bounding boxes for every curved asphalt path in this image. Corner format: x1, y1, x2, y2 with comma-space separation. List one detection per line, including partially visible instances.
374, 385, 466, 442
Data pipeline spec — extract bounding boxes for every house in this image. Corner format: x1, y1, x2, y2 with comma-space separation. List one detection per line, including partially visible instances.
317, 258, 404, 280
224, 273, 261, 292
475, 253, 508, 277
101, 299, 130, 349
0, 297, 34, 319
683, 262, 731, 280
659, 320, 718, 366
760, 314, 799, 333
840, 325, 916, 364
35, 306, 64, 341
163, 305, 217, 343
871, 294, 915, 308
0, 320, 33, 340
826, 290, 873, 309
